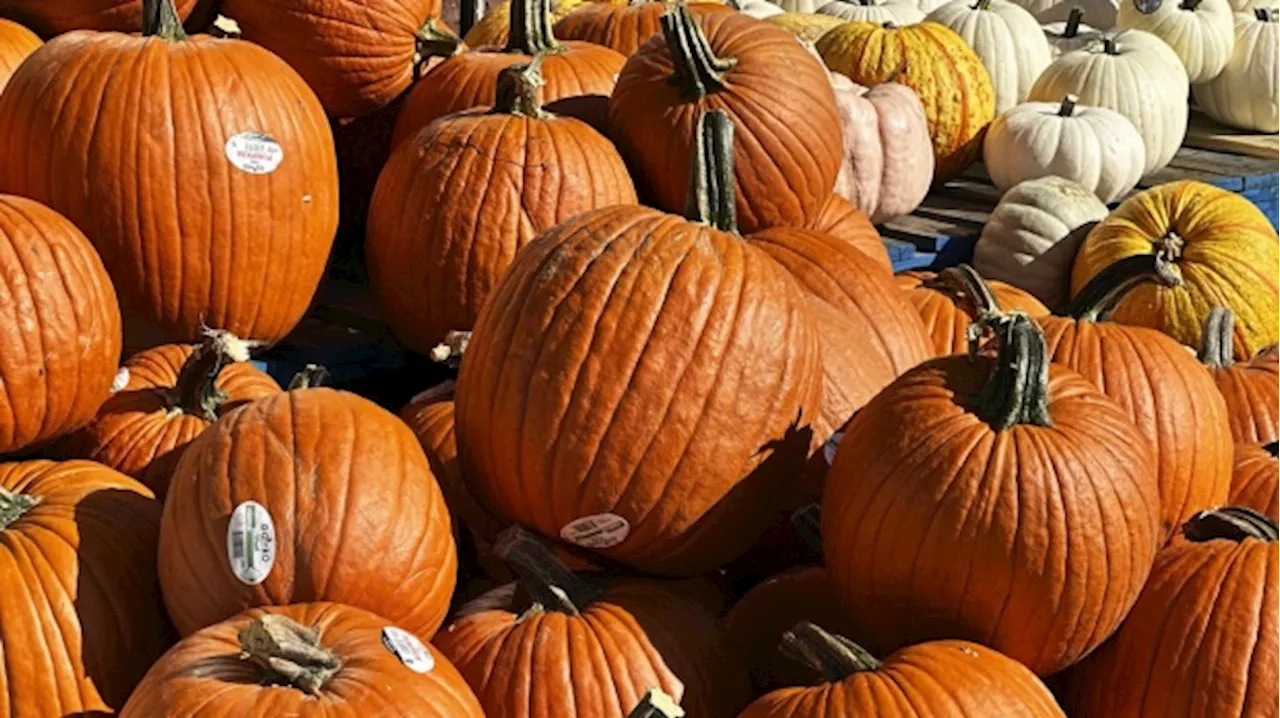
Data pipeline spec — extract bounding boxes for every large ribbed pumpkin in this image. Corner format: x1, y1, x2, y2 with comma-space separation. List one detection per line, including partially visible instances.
436, 527, 752, 717
554, 0, 733, 55
1231, 443, 1279, 519
0, 460, 170, 714
816, 20, 996, 183
804, 194, 892, 273
122, 603, 484, 717
0, 195, 121, 455
1039, 255, 1233, 539
895, 264, 1050, 356
609, 6, 843, 232
369, 62, 637, 354
739, 623, 1064, 717
823, 312, 1161, 676
0, 0, 198, 35
1198, 306, 1280, 444
1064, 508, 1279, 717
0, 18, 39, 91
0, 0, 338, 348
1071, 180, 1280, 359
59, 331, 280, 499
158, 388, 457, 639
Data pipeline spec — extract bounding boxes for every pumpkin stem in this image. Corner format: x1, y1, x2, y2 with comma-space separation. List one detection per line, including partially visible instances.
0, 487, 40, 530
779, 622, 881, 682
882, 20, 897, 28
1102, 34, 1118, 54
288, 364, 330, 390
685, 109, 738, 233
431, 330, 472, 368
494, 525, 606, 616
1266, 441, 1278, 457
1064, 6, 1084, 35
1182, 507, 1279, 543
924, 264, 1004, 352
173, 329, 256, 422
142, 0, 187, 40
492, 57, 549, 118
1058, 94, 1078, 116
791, 504, 822, 558
1196, 306, 1235, 368
414, 18, 463, 80
661, 4, 736, 99
971, 312, 1053, 431
971, 0, 994, 9
1064, 254, 1183, 322
505, 0, 562, 55
628, 689, 686, 718
238, 615, 341, 695
1179, 0, 1202, 9
1256, 7, 1274, 20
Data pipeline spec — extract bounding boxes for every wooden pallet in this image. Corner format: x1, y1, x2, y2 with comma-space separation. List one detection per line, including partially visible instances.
1184, 111, 1279, 161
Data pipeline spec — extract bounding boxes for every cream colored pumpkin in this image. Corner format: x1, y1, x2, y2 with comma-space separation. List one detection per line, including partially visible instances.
1029, 29, 1189, 174
1118, 0, 1234, 82
928, 0, 1053, 111
973, 175, 1108, 309
735, 0, 788, 17
1192, 9, 1279, 131
1015, 0, 1118, 26
916, 0, 954, 11
1045, 7, 1104, 56
984, 95, 1146, 203
777, 0, 826, 11
819, 0, 927, 23
829, 73, 934, 223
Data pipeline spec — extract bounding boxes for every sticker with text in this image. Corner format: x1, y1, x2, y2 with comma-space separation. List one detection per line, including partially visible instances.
227, 500, 275, 585
225, 132, 283, 175
382, 626, 435, 673
560, 513, 630, 549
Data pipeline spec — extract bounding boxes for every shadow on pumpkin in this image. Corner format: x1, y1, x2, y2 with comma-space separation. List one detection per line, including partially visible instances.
1025, 220, 1099, 312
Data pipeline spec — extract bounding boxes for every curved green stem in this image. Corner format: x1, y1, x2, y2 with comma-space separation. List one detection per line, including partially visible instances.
1197, 306, 1234, 368
505, 0, 562, 55
494, 525, 605, 616
971, 313, 1053, 431
173, 329, 255, 421
779, 622, 880, 682
661, 4, 736, 99
142, 0, 187, 40
1065, 254, 1182, 322
1182, 507, 1278, 543
685, 109, 737, 233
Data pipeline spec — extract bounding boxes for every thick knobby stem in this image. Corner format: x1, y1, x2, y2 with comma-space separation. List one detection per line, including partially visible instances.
628, 689, 686, 718
779, 622, 880, 683
928, 264, 1004, 325
288, 364, 330, 390
1182, 507, 1279, 542
173, 329, 256, 421
494, 525, 605, 615
685, 109, 738, 232
1065, 254, 1183, 322
972, 313, 1053, 430
1065, 7, 1084, 35
493, 58, 549, 117
142, 0, 187, 40
1197, 306, 1235, 368
415, 18, 463, 79
0, 487, 40, 530
662, 5, 736, 99
506, 0, 562, 54
1266, 441, 1278, 457
791, 504, 822, 558
238, 615, 341, 695
1058, 94, 1078, 116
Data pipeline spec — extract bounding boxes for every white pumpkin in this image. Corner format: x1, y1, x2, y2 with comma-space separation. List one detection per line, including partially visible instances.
1029, 29, 1189, 174
1044, 6, 1104, 56
973, 175, 1109, 309
776, 0, 826, 11
916, 0, 954, 12
1117, 0, 1234, 83
1013, 0, 1118, 26
818, 0, 927, 24
734, 0, 788, 17
984, 94, 1146, 203
1192, 9, 1279, 131
928, 0, 1052, 111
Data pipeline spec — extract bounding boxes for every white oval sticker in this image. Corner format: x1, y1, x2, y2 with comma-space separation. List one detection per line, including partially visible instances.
226, 500, 276, 585
382, 626, 435, 673
225, 132, 283, 175
822, 430, 845, 466
560, 513, 630, 549
110, 367, 130, 393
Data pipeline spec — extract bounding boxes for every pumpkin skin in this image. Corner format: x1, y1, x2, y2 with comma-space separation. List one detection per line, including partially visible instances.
59, 336, 281, 500
928, 0, 1052, 112
1199, 308, 1280, 444
158, 388, 458, 639
368, 63, 638, 354
1230, 443, 1279, 518
818, 0, 926, 24
1070, 180, 1280, 359
895, 267, 1051, 356
609, 10, 843, 233
823, 314, 1162, 676
0, 18, 39, 92
1117, 0, 1234, 83
0, 0, 197, 36
0, 460, 170, 714
554, 1, 734, 56
0, 18, 338, 348
0, 195, 122, 455
121, 603, 485, 717
1192, 9, 1280, 133
765, 10, 845, 39
816, 20, 996, 183
805, 194, 893, 273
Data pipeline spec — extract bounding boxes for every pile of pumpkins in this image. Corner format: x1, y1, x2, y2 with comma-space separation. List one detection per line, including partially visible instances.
0, 0, 1276, 715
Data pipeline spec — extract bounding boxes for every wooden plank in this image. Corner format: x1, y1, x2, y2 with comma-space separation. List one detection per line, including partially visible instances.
881, 213, 980, 253
1184, 112, 1279, 162
1165, 148, 1277, 190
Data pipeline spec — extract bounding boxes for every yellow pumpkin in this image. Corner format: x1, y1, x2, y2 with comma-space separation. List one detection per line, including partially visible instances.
463, 0, 589, 46
1071, 180, 1280, 359
766, 11, 845, 41
815, 20, 995, 182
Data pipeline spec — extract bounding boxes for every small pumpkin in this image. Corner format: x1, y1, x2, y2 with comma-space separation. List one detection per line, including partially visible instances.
734, 0, 788, 17
0, 18, 39, 92
739, 623, 1065, 717
818, 0, 926, 24
972, 175, 1108, 309
805, 193, 894, 273
928, 0, 1052, 112
1197, 306, 1280, 444
1192, 8, 1279, 132
121, 603, 485, 716
895, 264, 1051, 356
464, 0, 586, 46
1117, 0, 1234, 83
765, 10, 846, 38
1070, 180, 1280, 359
816, 20, 996, 183
823, 312, 1162, 675
554, 0, 733, 55
0, 0, 199, 35
1230, 442, 1279, 518
1043, 7, 1103, 56
984, 95, 1145, 204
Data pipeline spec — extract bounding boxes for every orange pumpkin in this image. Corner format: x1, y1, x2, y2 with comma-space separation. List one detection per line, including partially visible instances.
805, 194, 892, 274
1199, 306, 1280, 444
1230, 443, 1279, 519
553, 0, 733, 55
0, 18, 39, 92
0, 0, 198, 36
122, 603, 484, 716
158, 388, 457, 639
896, 265, 1051, 356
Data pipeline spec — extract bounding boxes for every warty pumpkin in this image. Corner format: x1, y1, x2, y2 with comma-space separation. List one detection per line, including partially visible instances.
0, 0, 338, 349
0, 460, 170, 713
823, 312, 1162, 675
765, 10, 846, 39
0, 18, 39, 92
121, 603, 485, 717
1198, 306, 1280, 444
58, 330, 280, 499
158, 387, 458, 639
1192, 8, 1280, 132
1063, 507, 1279, 717
1070, 179, 1280, 358
1039, 254, 1234, 539
895, 264, 1051, 356
1230, 442, 1279, 519
609, 6, 843, 232
368, 61, 637, 355
435, 526, 752, 717
554, 0, 734, 55
738, 623, 1065, 717
1117, 0, 1234, 83
816, 20, 996, 183
928, 0, 1052, 112
805, 194, 894, 273
817, 0, 926, 24
0, 194, 121, 456
0, 0, 198, 35
464, 0, 586, 46
390, 0, 626, 150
